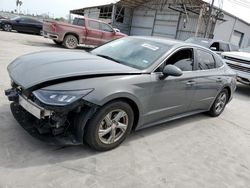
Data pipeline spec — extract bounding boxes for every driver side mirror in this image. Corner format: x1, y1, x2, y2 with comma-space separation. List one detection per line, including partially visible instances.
160, 65, 183, 79
113, 28, 120, 33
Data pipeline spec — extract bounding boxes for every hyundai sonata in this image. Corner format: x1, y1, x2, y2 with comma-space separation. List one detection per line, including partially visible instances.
5, 36, 236, 151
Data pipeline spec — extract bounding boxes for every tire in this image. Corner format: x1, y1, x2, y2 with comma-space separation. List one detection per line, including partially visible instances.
83, 100, 134, 151
53, 40, 63, 45
63, 34, 78, 49
3, 24, 12, 32
208, 89, 229, 117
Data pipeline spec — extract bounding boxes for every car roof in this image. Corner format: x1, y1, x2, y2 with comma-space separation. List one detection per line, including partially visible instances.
128, 36, 211, 50
188, 37, 230, 44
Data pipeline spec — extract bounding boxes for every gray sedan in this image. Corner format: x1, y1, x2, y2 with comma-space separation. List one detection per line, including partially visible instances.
5, 36, 236, 151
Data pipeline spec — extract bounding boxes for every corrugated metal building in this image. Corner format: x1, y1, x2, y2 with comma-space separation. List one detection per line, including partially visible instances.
70, 0, 250, 48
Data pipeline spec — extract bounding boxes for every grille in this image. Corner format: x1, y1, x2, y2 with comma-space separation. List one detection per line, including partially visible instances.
224, 56, 250, 65
227, 63, 250, 73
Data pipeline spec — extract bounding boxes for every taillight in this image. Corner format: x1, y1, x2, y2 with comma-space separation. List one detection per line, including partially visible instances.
51, 23, 56, 32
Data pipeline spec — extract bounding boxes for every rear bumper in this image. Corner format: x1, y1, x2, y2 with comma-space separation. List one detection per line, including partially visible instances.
43, 31, 59, 40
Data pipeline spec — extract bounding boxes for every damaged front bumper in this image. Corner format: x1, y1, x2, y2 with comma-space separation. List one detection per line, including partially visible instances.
5, 87, 97, 146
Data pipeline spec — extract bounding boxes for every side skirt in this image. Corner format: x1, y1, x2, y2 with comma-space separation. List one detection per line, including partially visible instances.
136, 110, 207, 131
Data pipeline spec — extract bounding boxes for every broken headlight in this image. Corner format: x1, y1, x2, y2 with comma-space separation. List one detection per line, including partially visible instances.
32, 89, 94, 106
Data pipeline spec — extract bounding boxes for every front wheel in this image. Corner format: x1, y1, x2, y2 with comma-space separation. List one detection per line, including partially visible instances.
208, 89, 229, 117
63, 34, 78, 49
83, 101, 134, 151
3, 24, 12, 32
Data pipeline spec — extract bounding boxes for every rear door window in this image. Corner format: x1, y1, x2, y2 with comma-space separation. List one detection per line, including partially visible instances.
196, 50, 216, 70
89, 20, 100, 30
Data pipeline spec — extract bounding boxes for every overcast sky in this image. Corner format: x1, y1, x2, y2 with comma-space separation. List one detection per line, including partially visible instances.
1, 0, 250, 23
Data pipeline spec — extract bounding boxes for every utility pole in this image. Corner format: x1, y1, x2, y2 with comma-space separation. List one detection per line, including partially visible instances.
195, 4, 204, 37
204, 0, 215, 38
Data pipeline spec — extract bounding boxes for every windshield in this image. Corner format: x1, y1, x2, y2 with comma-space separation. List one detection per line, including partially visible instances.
91, 38, 171, 70
10, 16, 20, 21
240, 46, 250, 53
185, 37, 211, 48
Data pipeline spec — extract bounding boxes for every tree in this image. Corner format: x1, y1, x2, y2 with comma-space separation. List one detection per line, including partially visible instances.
16, 0, 23, 14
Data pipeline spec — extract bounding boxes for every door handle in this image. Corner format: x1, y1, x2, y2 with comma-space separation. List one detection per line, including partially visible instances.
216, 78, 222, 83
186, 80, 196, 86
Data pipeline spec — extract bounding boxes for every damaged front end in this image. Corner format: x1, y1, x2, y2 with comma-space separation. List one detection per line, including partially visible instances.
5, 84, 98, 145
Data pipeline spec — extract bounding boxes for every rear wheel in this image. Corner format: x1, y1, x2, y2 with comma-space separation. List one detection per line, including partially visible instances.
63, 34, 78, 49
83, 101, 134, 151
53, 40, 63, 45
208, 89, 229, 117
3, 24, 12, 32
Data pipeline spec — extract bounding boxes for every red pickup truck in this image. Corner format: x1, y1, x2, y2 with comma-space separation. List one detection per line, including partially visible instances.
43, 17, 127, 49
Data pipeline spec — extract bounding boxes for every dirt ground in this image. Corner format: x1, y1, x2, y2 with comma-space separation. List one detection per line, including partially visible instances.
0, 31, 250, 188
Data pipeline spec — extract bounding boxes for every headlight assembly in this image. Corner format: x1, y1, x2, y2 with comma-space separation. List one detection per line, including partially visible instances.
32, 89, 94, 106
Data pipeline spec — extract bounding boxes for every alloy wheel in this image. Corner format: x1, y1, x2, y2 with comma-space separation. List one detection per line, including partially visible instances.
3, 24, 12, 32
66, 36, 77, 48
98, 109, 129, 144
215, 92, 227, 114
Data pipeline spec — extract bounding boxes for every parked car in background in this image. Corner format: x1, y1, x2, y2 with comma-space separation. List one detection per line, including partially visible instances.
186, 37, 239, 55
0, 16, 42, 35
5, 37, 236, 151
222, 47, 250, 85
43, 17, 127, 49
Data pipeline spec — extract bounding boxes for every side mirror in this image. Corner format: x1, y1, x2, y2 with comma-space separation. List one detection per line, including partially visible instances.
210, 47, 217, 51
160, 65, 183, 79
113, 28, 120, 33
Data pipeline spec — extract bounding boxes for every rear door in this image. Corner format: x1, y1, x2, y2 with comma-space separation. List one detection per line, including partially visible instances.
85, 20, 102, 46
189, 48, 223, 111
100, 22, 115, 43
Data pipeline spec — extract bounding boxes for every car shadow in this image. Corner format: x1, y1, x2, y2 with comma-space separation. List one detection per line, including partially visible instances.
235, 83, 250, 97
0, 102, 207, 170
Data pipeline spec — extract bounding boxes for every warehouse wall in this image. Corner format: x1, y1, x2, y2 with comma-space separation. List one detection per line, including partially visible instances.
113, 7, 133, 34
213, 13, 250, 48
129, 0, 207, 40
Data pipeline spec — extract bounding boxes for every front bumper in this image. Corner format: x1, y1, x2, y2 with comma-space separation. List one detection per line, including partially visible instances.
10, 102, 81, 146
5, 87, 82, 145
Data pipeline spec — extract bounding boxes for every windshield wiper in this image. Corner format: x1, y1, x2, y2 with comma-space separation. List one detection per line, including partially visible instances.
96, 54, 122, 64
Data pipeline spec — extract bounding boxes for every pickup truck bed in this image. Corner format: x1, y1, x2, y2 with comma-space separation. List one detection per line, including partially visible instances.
43, 17, 126, 49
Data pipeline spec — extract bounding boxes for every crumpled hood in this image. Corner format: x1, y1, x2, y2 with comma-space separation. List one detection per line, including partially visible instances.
8, 51, 140, 89
222, 51, 250, 62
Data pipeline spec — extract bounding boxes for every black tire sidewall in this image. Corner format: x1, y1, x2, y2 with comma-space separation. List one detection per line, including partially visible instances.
84, 101, 134, 151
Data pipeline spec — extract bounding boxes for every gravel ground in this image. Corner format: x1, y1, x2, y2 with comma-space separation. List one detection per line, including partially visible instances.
0, 31, 250, 188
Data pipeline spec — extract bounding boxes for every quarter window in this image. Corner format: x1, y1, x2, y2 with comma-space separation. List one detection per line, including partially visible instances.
73, 18, 85, 26
196, 50, 216, 70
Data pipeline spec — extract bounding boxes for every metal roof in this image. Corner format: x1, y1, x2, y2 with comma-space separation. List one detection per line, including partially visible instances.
70, 0, 204, 14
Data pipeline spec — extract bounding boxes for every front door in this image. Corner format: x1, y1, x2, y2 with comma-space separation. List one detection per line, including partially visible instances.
140, 48, 197, 127
100, 22, 115, 43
